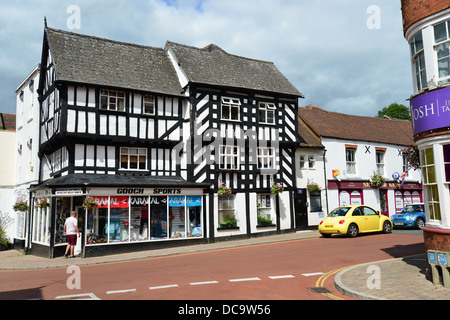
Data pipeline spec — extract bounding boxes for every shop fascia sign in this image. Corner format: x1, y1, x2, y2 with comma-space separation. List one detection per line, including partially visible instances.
86, 188, 201, 196
410, 86, 450, 136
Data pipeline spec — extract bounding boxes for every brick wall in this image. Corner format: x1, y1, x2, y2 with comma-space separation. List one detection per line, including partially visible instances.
423, 227, 450, 252
401, 0, 450, 35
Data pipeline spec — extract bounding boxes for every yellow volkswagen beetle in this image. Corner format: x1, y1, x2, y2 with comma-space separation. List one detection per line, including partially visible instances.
318, 205, 393, 238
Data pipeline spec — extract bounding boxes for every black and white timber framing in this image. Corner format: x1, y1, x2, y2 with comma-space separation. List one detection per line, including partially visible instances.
28, 26, 304, 257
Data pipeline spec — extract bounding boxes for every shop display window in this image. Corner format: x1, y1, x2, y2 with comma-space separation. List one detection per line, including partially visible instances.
421, 148, 441, 221
83, 194, 203, 245
150, 196, 168, 240
444, 144, 450, 182
54, 197, 71, 244
169, 196, 186, 238
130, 197, 149, 241
187, 196, 202, 237
33, 200, 51, 245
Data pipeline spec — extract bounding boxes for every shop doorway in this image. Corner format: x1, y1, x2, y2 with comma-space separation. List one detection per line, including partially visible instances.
75, 206, 84, 257
379, 190, 389, 217
295, 189, 308, 229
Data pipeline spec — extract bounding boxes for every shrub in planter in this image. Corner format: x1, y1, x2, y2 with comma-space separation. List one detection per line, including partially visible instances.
0, 228, 9, 251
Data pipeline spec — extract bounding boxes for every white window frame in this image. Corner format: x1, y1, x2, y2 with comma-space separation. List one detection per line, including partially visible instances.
143, 94, 155, 115
100, 90, 126, 112
421, 148, 441, 222
257, 147, 275, 169
299, 154, 315, 170
258, 102, 276, 125
434, 19, 450, 85
257, 194, 274, 225
120, 147, 148, 171
218, 195, 237, 227
219, 145, 239, 170
376, 150, 385, 176
299, 155, 306, 169
410, 32, 427, 91
346, 148, 357, 175
221, 97, 241, 121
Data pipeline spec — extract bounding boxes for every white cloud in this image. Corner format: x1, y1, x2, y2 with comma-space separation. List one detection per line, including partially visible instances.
0, 0, 414, 117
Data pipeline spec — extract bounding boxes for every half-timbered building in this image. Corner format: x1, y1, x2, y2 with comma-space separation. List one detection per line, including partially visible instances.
24, 25, 303, 258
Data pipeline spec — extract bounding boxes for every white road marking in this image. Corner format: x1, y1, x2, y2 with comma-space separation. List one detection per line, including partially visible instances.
149, 284, 179, 290
55, 293, 101, 300
106, 289, 137, 295
269, 275, 296, 279
229, 277, 261, 282
190, 281, 219, 286
302, 272, 325, 277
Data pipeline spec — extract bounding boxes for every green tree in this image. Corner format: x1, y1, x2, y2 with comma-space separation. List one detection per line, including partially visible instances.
376, 103, 411, 120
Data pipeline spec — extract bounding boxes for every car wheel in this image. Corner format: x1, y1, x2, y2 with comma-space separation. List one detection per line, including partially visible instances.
347, 224, 359, 238
415, 218, 425, 230
383, 221, 392, 234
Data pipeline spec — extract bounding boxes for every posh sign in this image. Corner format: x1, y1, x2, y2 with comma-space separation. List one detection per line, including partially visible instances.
410, 86, 450, 135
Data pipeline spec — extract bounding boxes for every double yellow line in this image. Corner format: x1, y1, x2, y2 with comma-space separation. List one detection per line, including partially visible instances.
315, 266, 351, 300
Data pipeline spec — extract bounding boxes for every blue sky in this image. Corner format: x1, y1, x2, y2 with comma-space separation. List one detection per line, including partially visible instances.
0, 0, 412, 116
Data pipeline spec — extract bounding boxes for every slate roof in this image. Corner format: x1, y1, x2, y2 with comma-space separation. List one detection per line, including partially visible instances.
45, 28, 303, 98
46, 28, 183, 96
166, 41, 304, 97
298, 105, 414, 147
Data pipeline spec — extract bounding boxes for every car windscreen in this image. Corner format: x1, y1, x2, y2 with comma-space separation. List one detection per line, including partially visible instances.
328, 207, 351, 217
402, 205, 424, 213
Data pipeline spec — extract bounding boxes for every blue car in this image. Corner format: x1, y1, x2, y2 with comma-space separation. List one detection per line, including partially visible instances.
391, 203, 425, 229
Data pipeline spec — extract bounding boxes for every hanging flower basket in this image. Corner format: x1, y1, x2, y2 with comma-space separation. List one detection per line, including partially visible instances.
271, 182, 284, 195
35, 198, 50, 209
83, 196, 98, 210
218, 183, 232, 197
406, 145, 420, 171
307, 181, 321, 192
370, 173, 386, 189
13, 200, 29, 213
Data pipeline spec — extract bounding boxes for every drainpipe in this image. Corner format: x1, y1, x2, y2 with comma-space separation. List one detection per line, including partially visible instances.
323, 149, 329, 214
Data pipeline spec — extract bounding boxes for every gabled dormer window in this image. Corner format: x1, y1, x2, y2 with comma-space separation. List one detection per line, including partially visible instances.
221, 97, 240, 121
100, 90, 125, 112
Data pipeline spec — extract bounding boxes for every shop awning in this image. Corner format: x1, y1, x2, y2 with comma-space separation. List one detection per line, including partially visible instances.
29, 174, 212, 191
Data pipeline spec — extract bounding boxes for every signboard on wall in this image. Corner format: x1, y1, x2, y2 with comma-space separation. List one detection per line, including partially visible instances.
410, 86, 450, 135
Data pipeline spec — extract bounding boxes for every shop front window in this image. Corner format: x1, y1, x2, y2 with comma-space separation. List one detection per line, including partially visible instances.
33, 199, 51, 245
86, 194, 202, 245
187, 196, 202, 237
444, 144, 450, 183
421, 148, 441, 221
130, 196, 149, 241
55, 197, 71, 244
150, 196, 168, 240
169, 196, 186, 239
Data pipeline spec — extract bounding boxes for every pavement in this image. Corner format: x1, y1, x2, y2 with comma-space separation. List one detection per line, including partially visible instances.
1, 230, 449, 300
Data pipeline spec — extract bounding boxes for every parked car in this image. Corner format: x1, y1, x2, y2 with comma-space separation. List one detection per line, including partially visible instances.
319, 205, 393, 238
391, 203, 425, 229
